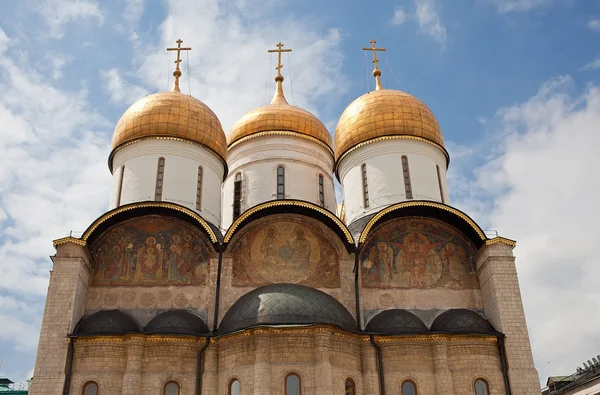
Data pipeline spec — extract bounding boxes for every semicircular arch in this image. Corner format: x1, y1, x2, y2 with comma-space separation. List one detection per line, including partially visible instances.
359, 200, 486, 248
82, 201, 222, 249
224, 200, 355, 253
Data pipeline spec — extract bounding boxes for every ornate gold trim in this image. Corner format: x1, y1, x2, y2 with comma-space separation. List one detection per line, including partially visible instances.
71, 327, 498, 344
73, 334, 208, 343
372, 334, 498, 343
214, 325, 368, 343
335, 135, 450, 174
227, 130, 334, 156
359, 201, 486, 244
53, 236, 87, 247
82, 202, 219, 244
485, 237, 516, 248
223, 200, 354, 245
108, 136, 228, 176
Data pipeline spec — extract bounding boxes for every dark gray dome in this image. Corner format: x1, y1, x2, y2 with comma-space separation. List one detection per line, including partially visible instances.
431, 309, 496, 334
75, 310, 139, 335
145, 310, 209, 335
219, 284, 357, 333
365, 309, 428, 334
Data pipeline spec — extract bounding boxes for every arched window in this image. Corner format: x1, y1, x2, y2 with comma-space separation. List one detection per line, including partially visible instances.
401, 380, 417, 395
436, 165, 445, 203
116, 165, 125, 206
285, 374, 301, 395
196, 166, 203, 210
277, 166, 285, 199
361, 163, 369, 208
82, 381, 98, 395
344, 378, 356, 395
163, 381, 180, 395
401, 156, 413, 199
233, 172, 242, 220
155, 157, 166, 201
474, 379, 489, 395
229, 379, 241, 395
318, 174, 325, 207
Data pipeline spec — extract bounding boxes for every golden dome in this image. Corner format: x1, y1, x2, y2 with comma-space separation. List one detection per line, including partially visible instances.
334, 89, 444, 162
227, 79, 332, 148
111, 91, 227, 161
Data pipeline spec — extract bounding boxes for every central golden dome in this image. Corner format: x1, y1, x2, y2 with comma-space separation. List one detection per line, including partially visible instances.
111, 91, 227, 162
334, 89, 445, 162
227, 80, 332, 148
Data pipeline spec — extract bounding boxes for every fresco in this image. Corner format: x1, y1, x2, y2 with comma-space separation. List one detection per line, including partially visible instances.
90, 216, 211, 286
231, 219, 340, 288
361, 218, 478, 289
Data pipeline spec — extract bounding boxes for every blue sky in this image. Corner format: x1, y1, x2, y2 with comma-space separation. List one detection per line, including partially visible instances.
1, 0, 600, 388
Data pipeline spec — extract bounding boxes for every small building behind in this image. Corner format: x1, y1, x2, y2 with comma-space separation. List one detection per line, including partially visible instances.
542, 356, 600, 395
0, 376, 30, 394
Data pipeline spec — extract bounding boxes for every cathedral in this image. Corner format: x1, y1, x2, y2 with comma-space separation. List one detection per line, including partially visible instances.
29, 40, 540, 395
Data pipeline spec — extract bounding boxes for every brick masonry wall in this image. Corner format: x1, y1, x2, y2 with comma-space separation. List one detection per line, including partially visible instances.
29, 242, 92, 395
476, 242, 540, 395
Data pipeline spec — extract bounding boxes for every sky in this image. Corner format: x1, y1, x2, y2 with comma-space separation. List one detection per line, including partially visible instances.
0, 0, 599, 388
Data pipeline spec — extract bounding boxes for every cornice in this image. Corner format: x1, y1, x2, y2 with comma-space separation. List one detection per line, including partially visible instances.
223, 199, 353, 245
359, 201, 487, 244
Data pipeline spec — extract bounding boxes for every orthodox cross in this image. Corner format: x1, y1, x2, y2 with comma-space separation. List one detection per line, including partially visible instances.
268, 42, 292, 81
362, 39, 386, 90
167, 39, 192, 92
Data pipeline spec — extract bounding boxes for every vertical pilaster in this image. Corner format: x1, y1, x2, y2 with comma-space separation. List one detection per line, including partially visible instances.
432, 339, 454, 395
253, 334, 271, 395
121, 337, 144, 395
202, 343, 218, 395
30, 240, 92, 395
360, 340, 379, 395
475, 240, 539, 395
314, 331, 333, 395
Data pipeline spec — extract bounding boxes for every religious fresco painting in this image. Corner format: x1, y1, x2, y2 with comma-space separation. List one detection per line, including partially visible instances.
90, 216, 211, 286
231, 219, 340, 288
361, 218, 478, 289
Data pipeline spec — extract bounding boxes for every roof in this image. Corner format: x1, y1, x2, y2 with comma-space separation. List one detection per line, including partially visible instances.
219, 283, 357, 333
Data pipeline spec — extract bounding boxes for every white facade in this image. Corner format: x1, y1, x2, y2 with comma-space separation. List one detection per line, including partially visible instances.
564, 377, 600, 395
337, 139, 449, 225
109, 139, 225, 226
222, 134, 335, 229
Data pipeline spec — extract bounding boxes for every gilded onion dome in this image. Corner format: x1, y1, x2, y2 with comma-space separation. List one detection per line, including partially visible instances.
334, 40, 445, 163
227, 72, 331, 149
110, 39, 227, 168
111, 92, 227, 163
334, 89, 444, 161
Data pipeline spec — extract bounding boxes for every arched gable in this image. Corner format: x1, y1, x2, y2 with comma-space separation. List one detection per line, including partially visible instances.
226, 212, 349, 289
82, 201, 222, 248
359, 201, 486, 248
360, 215, 479, 290
224, 200, 355, 252
87, 205, 216, 287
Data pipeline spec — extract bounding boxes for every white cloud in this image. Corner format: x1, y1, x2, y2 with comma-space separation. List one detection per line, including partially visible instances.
488, 0, 554, 13
0, 28, 112, 300
100, 68, 149, 105
392, 8, 407, 25
44, 51, 69, 80
38, 0, 104, 38
450, 75, 600, 383
0, 28, 9, 54
588, 19, 600, 31
584, 57, 600, 70
133, 0, 346, 132
414, 0, 447, 46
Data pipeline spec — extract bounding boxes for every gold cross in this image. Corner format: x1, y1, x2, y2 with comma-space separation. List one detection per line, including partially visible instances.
268, 42, 292, 80
167, 39, 192, 92
362, 39, 386, 90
